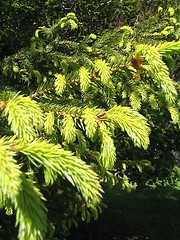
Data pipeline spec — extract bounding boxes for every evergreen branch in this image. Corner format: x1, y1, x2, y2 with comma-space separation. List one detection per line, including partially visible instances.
30, 62, 128, 100
168, 105, 180, 127
135, 44, 178, 103
0, 90, 18, 103
76, 129, 87, 155
44, 112, 55, 136
4, 95, 43, 142
135, 85, 148, 102
18, 139, 103, 205
79, 66, 91, 92
129, 91, 141, 110
56, 40, 79, 48
45, 109, 81, 119
54, 73, 66, 95
98, 122, 116, 171
156, 41, 180, 55
106, 106, 150, 149
66, 78, 80, 85
94, 59, 112, 85
82, 108, 99, 140
0, 137, 21, 205
30, 80, 80, 100
149, 94, 159, 109
16, 175, 47, 240
61, 115, 77, 143
31, 87, 55, 99
44, 167, 58, 185
0, 188, 8, 209
0, 137, 47, 240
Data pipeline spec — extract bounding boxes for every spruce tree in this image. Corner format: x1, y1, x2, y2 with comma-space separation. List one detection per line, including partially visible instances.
0, 7, 180, 239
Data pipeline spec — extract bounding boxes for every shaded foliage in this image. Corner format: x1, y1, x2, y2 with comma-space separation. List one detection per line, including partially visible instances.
1, 0, 179, 59
67, 185, 180, 240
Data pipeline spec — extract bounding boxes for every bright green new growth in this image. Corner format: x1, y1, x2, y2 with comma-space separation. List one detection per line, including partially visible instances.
61, 115, 77, 143
0, 137, 47, 240
168, 106, 180, 127
156, 41, 180, 55
82, 108, 98, 139
149, 94, 159, 110
44, 112, 55, 136
4, 95, 43, 142
94, 59, 111, 85
135, 44, 177, 103
98, 123, 116, 171
54, 73, 66, 95
79, 66, 91, 92
129, 92, 141, 110
106, 106, 150, 150
18, 139, 103, 206
0, 134, 104, 239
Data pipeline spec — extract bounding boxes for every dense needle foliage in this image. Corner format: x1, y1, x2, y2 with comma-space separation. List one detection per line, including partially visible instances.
0, 2, 180, 239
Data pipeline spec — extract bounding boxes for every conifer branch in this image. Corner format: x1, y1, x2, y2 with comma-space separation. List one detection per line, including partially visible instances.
79, 66, 91, 92
135, 44, 178, 103
30, 62, 130, 100
94, 59, 112, 85
0, 137, 47, 240
4, 95, 43, 142
31, 87, 55, 99
44, 112, 55, 136
168, 105, 180, 127
1, 9, 179, 238
98, 123, 116, 171
30, 79, 80, 100
156, 41, 180, 55
61, 115, 77, 143
106, 106, 150, 149
16, 175, 47, 240
82, 108, 99, 139
18, 139, 103, 206
45, 109, 81, 119
54, 73, 66, 94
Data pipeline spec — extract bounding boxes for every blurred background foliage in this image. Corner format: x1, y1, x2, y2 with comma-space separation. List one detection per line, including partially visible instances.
1, 0, 180, 59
